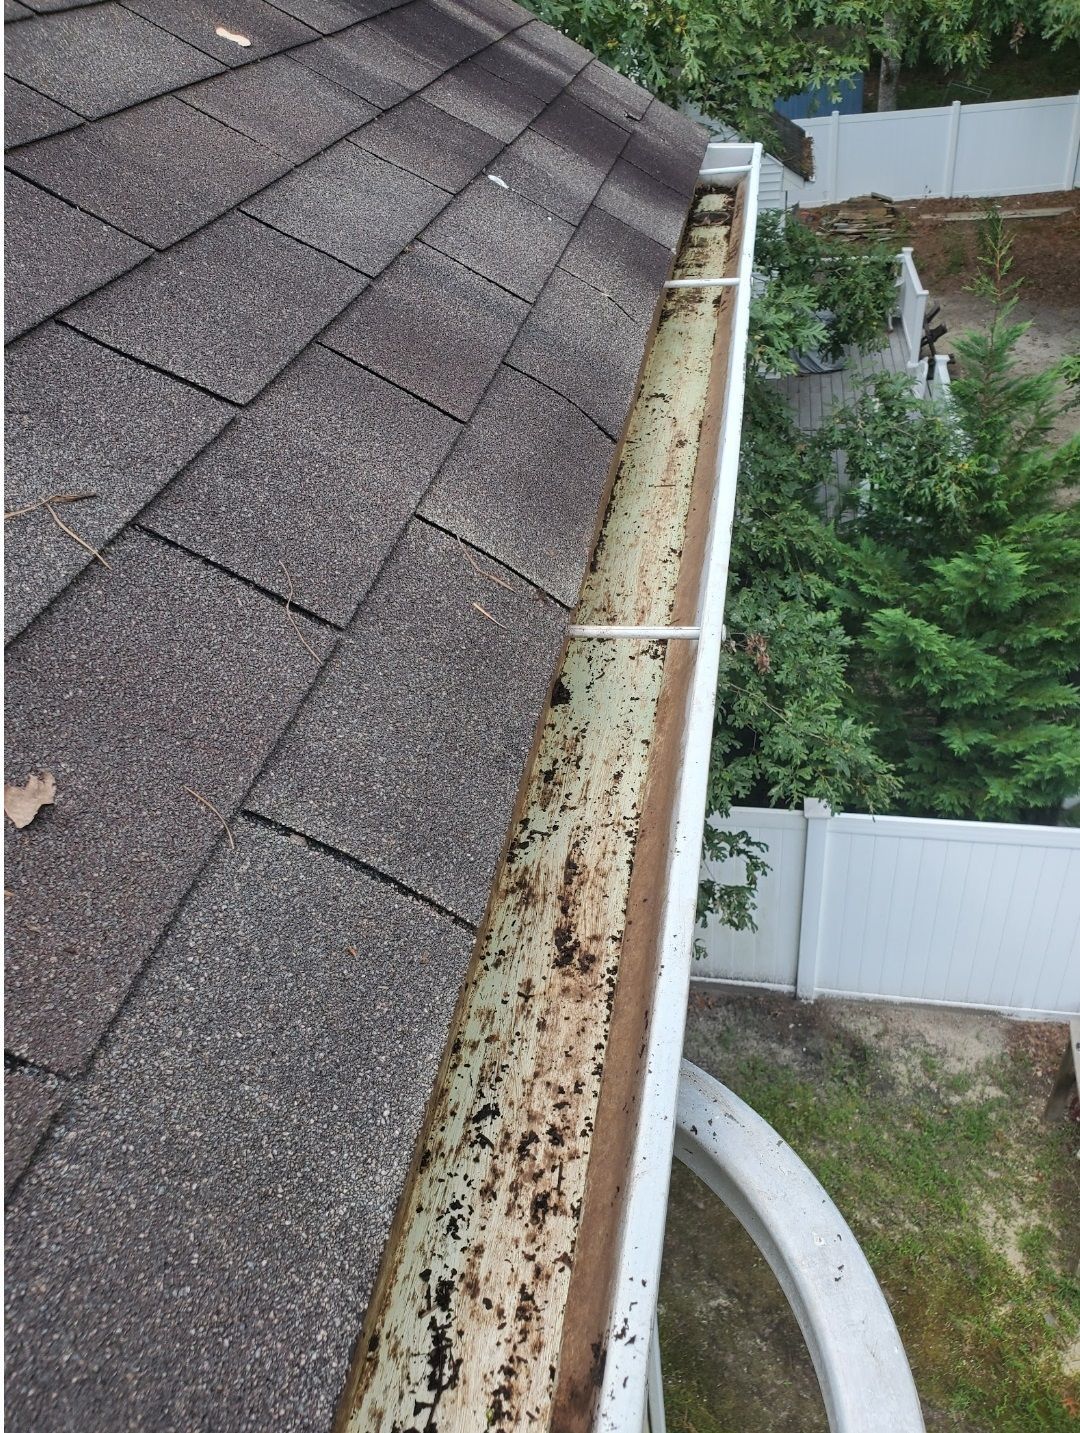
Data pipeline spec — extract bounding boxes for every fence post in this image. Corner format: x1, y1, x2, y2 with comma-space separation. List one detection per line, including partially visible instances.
827, 109, 840, 204
933, 352, 952, 399
943, 100, 962, 198
796, 799, 832, 1001
1065, 92, 1080, 192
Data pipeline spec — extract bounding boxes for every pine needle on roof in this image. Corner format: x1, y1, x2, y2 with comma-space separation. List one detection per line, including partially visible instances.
278, 560, 321, 665
182, 786, 236, 850
457, 535, 514, 592
471, 601, 507, 631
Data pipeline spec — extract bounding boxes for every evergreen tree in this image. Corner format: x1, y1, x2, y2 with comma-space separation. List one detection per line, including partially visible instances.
825, 210, 1080, 820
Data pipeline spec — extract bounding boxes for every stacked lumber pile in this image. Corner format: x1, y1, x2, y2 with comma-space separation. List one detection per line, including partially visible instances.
813, 196, 898, 242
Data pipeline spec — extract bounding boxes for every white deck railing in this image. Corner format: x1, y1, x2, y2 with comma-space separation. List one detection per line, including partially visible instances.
895, 246, 928, 375
644, 1062, 926, 1432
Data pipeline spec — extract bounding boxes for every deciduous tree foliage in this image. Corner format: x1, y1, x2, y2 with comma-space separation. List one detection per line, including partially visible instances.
523, 0, 1080, 127
523, 0, 876, 135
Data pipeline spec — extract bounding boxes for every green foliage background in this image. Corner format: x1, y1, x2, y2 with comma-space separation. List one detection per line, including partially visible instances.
702, 209, 1080, 930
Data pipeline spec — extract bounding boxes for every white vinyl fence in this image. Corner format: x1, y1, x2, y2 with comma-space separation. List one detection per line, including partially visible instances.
697, 801, 1080, 1019
794, 92, 1080, 206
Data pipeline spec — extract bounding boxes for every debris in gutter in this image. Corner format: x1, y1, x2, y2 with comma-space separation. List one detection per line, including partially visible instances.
5, 772, 57, 829
215, 25, 251, 45
278, 560, 320, 665
182, 786, 236, 850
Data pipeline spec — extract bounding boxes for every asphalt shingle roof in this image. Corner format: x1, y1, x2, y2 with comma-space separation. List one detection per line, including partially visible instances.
3, 0, 706, 1419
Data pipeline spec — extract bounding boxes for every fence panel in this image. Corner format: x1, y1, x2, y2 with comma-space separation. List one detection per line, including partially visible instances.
696, 805, 1080, 1018
696, 809, 805, 987
795, 93, 1080, 206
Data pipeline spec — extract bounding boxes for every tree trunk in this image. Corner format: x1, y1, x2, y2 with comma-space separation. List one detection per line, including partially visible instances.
877, 12, 902, 111
878, 49, 901, 109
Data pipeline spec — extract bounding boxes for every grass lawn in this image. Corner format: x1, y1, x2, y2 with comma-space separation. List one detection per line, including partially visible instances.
658, 992, 1080, 1432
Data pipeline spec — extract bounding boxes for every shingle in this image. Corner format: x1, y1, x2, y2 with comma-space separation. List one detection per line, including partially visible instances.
9, 0, 96, 10
622, 99, 706, 194
507, 268, 646, 438
594, 156, 690, 249
640, 95, 708, 152
513, 15, 591, 74
532, 91, 628, 168
375, 0, 489, 69
4, 324, 231, 640
3, 529, 333, 1075
423, 56, 544, 142
290, 21, 440, 107
4, 816, 472, 1430
181, 54, 375, 161
422, 177, 573, 301
348, 94, 500, 191
472, 21, 586, 100
243, 139, 446, 275
64, 211, 363, 403
4, 1071, 60, 1197
427, 0, 509, 45
121, 0, 317, 67
5, 1, 34, 19
3, 175, 149, 341
559, 203, 673, 322
421, 365, 614, 605
143, 345, 460, 625
323, 241, 527, 420
443, 0, 530, 33
2, 3, 222, 119
494, 126, 610, 223
569, 59, 651, 125
6, 96, 289, 248
250, 518, 565, 921
4, 76, 80, 149
261, 0, 405, 32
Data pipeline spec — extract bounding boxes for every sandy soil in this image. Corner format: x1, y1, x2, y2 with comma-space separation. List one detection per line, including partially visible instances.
658, 988, 1077, 1432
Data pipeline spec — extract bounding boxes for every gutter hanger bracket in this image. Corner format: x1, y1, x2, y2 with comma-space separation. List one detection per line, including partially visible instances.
567, 625, 701, 640
664, 278, 740, 289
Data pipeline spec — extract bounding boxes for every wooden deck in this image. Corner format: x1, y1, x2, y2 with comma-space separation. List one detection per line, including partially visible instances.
773, 324, 911, 432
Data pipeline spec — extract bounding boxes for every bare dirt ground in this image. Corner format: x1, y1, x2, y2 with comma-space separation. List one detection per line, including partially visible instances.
658, 988, 1080, 1432
898, 192, 1080, 444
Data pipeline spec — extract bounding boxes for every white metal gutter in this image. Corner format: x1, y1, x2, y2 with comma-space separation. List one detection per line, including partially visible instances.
674, 1062, 925, 1431
595, 140, 763, 1430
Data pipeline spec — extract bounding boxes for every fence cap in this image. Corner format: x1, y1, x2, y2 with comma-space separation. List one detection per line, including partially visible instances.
803, 797, 833, 818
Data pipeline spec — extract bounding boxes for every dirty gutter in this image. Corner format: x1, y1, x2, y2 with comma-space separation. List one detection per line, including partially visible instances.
336, 141, 761, 1433
593, 140, 762, 1431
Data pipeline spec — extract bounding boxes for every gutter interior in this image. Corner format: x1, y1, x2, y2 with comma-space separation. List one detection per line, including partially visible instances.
340, 186, 736, 1433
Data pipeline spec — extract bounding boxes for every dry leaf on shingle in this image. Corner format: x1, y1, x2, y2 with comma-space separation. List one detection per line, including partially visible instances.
5, 771, 57, 829
215, 25, 251, 45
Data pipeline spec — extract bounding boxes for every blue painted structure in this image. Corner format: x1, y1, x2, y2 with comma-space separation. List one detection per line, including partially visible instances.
775, 75, 863, 119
